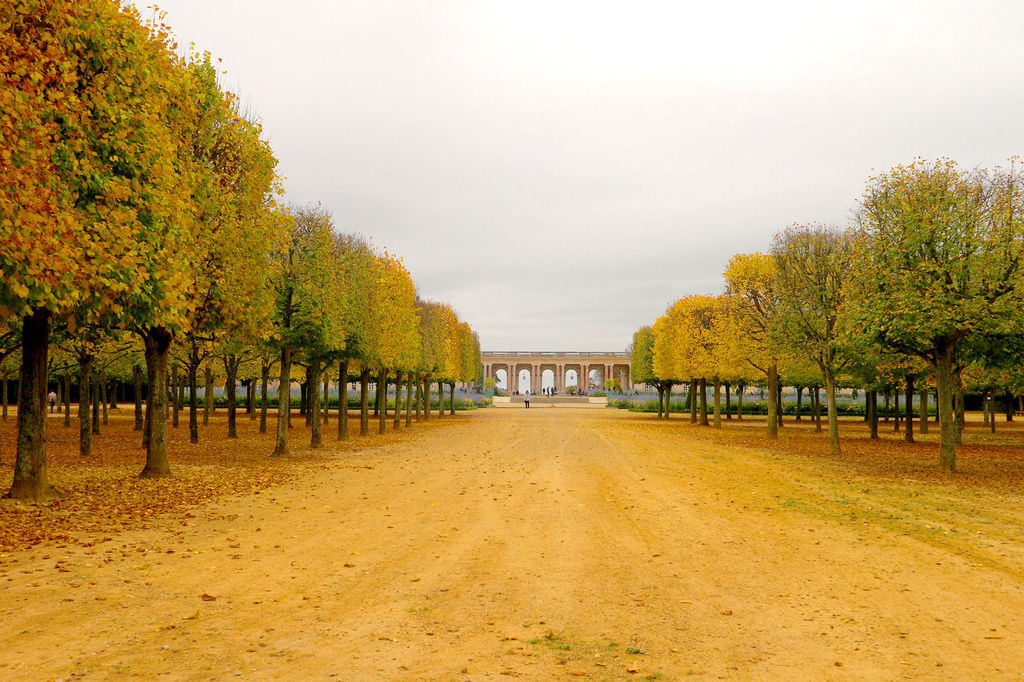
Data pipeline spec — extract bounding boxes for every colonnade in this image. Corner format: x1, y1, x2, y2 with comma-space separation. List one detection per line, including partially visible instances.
481, 353, 632, 394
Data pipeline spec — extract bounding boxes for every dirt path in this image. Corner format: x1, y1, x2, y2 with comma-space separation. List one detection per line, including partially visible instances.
2, 409, 1024, 680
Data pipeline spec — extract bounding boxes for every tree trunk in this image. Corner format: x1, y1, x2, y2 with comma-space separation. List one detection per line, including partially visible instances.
868, 389, 878, 439
737, 383, 744, 420
271, 345, 292, 457
954, 376, 965, 445
203, 366, 213, 424
247, 377, 255, 416
133, 364, 144, 432
795, 385, 802, 421
359, 368, 370, 436
688, 378, 697, 424
656, 385, 664, 419
393, 372, 403, 429
321, 371, 329, 425
188, 345, 200, 445
370, 374, 378, 419
725, 382, 731, 420
904, 374, 914, 443
712, 377, 721, 428
1008, 393, 1016, 422
378, 369, 390, 434
309, 359, 322, 448
699, 378, 709, 426
338, 360, 348, 440
450, 382, 455, 416
766, 364, 779, 439
260, 361, 270, 434
883, 389, 890, 422
893, 390, 900, 432
91, 376, 100, 435
170, 368, 179, 428
140, 326, 173, 478
825, 371, 840, 456
776, 382, 784, 427
79, 352, 92, 458
302, 366, 311, 424
934, 339, 957, 472
1, 376, 6, 421
8, 309, 56, 500
415, 374, 423, 422
813, 385, 822, 432
225, 356, 238, 439
405, 371, 414, 427
108, 379, 117, 410
423, 376, 431, 420
436, 380, 444, 418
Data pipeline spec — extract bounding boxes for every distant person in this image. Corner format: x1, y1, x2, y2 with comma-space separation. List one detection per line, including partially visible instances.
524, 390, 530, 409
47, 390, 57, 413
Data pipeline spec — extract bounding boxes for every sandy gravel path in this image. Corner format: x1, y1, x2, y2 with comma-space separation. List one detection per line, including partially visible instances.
2, 409, 1023, 680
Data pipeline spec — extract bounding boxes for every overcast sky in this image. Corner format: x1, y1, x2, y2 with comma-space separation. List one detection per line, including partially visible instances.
135, 0, 1024, 351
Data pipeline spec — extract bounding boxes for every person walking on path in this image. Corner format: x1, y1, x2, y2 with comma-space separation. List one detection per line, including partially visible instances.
48, 390, 57, 413
524, 390, 530, 409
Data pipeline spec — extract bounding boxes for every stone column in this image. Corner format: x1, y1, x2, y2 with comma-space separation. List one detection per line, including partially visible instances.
532, 364, 540, 394
582, 364, 589, 392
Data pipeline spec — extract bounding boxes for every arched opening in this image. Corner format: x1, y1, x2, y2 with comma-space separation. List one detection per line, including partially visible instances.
517, 368, 531, 395
541, 369, 555, 393
565, 369, 579, 393
495, 369, 509, 391
587, 369, 603, 391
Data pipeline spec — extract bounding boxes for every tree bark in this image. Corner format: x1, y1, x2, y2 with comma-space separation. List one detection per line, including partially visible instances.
813, 385, 822, 432
725, 382, 731, 420
712, 377, 722, 428
203, 366, 214, 424
893, 390, 900, 433
170, 368, 179, 428
699, 378, 709, 426
140, 326, 173, 478
259, 361, 270, 434
436, 380, 444, 418
337, 360, 348, 440
656, 385, 664, 419
393, 372, 403, 429
934, 338, 957, 472
359, 368, 370, 436
868, 389, 878, 439
91, 376, 100, 435
62, 373, 70, 427
79, 352, 92, 458
101, 380, 109, 424
825, 371, 840, 456
321, 371, 329, 425
405, 371, 413, 427
795, 385, 802, 421
309, 359, 322, 448
777, 382, 784, 427
378, 369, 389, 434
1, 376, 6, 421
450, 382, 455, 416
688, 379, 698, 424
133, 364, 144, 432
904, 374, 915, 443
188, 345, 200, 444
225, 355, 238, 439
8, 309, 57, 500
766, 364, 779, 439
423, 376, 431, 420
415, 373, 423, 422
270, 345, 292, 457
737, 383, 744, 420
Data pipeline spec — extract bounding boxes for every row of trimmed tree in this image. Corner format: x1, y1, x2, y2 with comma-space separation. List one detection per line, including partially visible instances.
0, 1, 481, 500
631, 158, 1024, 472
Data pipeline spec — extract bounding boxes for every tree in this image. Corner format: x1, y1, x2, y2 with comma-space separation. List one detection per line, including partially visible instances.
269, 206, 345, 456
854, 159, 1024, 471
723, 253, 782, 438
771, 224, 854, 455
1, 1, 189, 496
